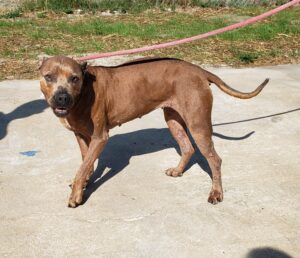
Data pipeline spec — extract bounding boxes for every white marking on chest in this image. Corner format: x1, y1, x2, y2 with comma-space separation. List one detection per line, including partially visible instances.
59, 118, 73, 131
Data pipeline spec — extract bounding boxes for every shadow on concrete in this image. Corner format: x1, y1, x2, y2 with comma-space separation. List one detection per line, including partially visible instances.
0, 99, 48, 140
246, 247, 293, 258
213, 108, 300, 127
82, 128, 252, 203
213, 131, 254, 140
82, 107, 300, 203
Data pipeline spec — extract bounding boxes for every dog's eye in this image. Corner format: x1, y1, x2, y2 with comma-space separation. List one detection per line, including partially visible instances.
70, 76, 79, 83
44, 74, 53, 82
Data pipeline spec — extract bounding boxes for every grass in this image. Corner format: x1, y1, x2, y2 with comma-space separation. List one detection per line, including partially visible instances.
12, 8, 298, 41
0, 8, 22, 19
0, 6, 299, 79
5, 0, 290, 15
20, 0, 155, 13
191, 0, 289, 7
233, 50, 259, 63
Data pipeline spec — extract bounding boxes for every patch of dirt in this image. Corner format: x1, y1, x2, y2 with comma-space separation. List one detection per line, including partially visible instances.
0, 0, 20, 13
0, 59, 38, 80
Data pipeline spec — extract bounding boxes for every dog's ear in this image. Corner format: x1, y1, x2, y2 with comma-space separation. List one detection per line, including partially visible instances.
78, 61, 88, 74
38, 55, 49, 70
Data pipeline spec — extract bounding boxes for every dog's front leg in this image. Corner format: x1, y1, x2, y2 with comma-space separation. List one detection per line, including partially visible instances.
75, 133, 90, 161
68, 134, 108, 208
70, 133, 92, 189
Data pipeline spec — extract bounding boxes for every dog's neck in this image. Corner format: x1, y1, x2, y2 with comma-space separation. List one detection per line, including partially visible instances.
60, 71, 96, 135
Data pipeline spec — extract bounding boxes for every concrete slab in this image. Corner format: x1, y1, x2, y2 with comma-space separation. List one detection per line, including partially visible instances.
0, 64, 299, 258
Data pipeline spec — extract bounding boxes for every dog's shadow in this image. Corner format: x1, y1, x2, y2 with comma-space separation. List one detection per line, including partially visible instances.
0, 99, 48, 140
83, 128, 253, 203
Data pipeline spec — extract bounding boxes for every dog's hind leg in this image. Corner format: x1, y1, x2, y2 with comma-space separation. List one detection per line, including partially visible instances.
163, 107, 194, 177
190, 129, 223, 204
184, 89, 223, 204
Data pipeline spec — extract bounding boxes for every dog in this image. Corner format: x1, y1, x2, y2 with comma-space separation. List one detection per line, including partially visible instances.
39, 56, 269, 208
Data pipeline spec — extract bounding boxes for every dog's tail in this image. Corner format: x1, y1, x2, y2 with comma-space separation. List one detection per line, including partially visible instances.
204, 70, 269, 99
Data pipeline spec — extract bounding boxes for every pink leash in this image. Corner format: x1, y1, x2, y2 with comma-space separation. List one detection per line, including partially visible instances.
78, 0, 300, 61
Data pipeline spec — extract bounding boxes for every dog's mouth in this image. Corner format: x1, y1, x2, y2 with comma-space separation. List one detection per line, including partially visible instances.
53, 107, 69, 117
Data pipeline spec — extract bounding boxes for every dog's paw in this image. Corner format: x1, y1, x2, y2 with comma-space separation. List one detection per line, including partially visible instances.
207, 189, 223, 205
68, 187, 84, 208
165, 168, 183, 177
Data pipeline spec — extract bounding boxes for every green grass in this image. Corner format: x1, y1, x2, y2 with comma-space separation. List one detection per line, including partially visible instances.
4, 0, 289, 15
21, 0, 97, 12
192, 0, 289, 7
44, 46, 60, 55
0, 5, 299, 80
0, 20, 30, 28
234, 51, 259, 63
0, 6, 298, 42
24, 7, 296, 43
36, 12, 47, 18
221, 8, 300, 41
20, 0, 154, 13
0, 6, 299, 58
0, 9, 22, 19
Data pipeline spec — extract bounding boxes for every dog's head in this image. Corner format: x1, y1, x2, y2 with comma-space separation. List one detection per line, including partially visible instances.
39, 56, 87, 118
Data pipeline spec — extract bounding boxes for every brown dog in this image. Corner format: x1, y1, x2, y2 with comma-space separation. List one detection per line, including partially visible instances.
39, 56, 268, 208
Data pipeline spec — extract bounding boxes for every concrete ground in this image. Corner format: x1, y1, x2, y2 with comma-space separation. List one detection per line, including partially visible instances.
0, 64, 299, 258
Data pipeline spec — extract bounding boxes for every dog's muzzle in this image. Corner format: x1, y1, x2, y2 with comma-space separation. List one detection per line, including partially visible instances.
52, 90, 73, 117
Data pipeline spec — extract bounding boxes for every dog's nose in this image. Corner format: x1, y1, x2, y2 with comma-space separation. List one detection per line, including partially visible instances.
54, 92, 71, 107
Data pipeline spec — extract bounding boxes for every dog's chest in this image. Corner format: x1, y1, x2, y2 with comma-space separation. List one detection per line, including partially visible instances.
59, 118, 73, 131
